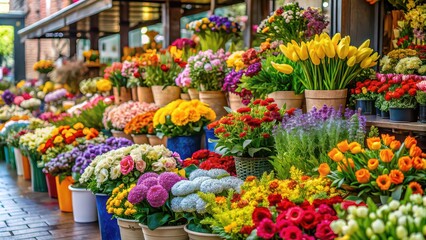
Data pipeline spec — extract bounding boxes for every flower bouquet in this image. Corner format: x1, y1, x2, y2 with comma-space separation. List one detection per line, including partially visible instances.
349, 78, 383, 115
199, 170, 342, 239
380, 49, 425, 75
171, 169, 243, 234
332, 191, 426, 239
33, 60, 54, 74
153, 100, 216, 159
328, 135, 426, 204
124, 111, 156, 144
127, 172, 186, 231
82, 49, 99, 63
273, 105, 367, 179
257, 2, 329, 44
104, 62, 129, 104
79, 144, 180, 194
182, 149, 236, 176
186, 15, 241, 51
79, 77, 112, 96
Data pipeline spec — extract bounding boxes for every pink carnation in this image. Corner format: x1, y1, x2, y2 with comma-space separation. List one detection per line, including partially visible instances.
417, 80, 426, 92
120, 155, 134, 175
257, 218, 276, 239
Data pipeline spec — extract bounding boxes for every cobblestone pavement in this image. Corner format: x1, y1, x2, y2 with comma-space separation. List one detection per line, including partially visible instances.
0, 162, 100, 240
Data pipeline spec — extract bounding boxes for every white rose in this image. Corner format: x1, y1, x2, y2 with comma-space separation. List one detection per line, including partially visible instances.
110, 165, 121, 180
152, 161, 164, 172
97, 168, 109, 184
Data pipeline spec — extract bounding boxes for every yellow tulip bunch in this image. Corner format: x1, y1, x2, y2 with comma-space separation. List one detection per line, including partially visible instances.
33, 60, 55, 74
273, 33, 380, 90
153, 99, 216, 137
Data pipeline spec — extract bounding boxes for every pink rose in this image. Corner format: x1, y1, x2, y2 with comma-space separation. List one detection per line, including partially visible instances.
135, 160, 147, 172
120, 155, 134, 175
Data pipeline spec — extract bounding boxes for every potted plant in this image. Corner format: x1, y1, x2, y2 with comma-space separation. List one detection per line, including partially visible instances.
124, 111, 157, 145
104, 62, 130, 105
274, 33, 379, 110
103, 102, 158, 141
179, 49, 231, 119
350, 78, 382, 115
145, 49, 186, 107
212, 98, 284, 179
79, 144, 180, 240
70, 137, 133, 223
416, 80, 426, 122
182, 150, 236, 176
170, 169, 243, 239
33, 59, 55, 81
328, 135, 425, 204
186, 15, 241, 52
153, 100, 216, 159
128, 172, 187, 240
172, 38, 198, 100
257, 2, 329, 44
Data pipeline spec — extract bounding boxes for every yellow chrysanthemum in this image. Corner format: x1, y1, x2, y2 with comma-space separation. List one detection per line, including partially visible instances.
53, 136, 63, 144
186, 108, 201, 122
73, 122, 84, 130
171, 108, 189, 126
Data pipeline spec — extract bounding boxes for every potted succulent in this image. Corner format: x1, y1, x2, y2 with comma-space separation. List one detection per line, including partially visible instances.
153, 100, 216, 159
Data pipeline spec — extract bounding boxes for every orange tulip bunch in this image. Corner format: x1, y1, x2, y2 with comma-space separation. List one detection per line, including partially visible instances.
123, 111, 156, 135
327, 134, 426, 203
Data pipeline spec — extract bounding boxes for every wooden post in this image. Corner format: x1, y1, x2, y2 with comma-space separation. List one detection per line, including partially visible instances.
69, 23, 77, 58
119, 1, 130, 57
162, 0, 181, 47
209, 0, 217, 16
244, 0, 270, 48
89, 14, 99, 50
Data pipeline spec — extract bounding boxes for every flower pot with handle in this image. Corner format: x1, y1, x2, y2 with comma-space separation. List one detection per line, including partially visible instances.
356, 99, 375, 115
111, 130, 133, 141
95, 193, 122, 240
184, 225, 221, 240
117, 218, 144, 240
139, 224, 188, 240
227, 92, 246, 111
389, 108, 417, 122
13, 147, 24, 176
137, 86, 155, 103
131, 87, 138, 101
113, 87, 132, 105
267, 91, 304, 110
199, 91, 228, 120
419, 105, 426, 123
151, 85, 181, 107
147, 135, 167, 146
304, 89, 348, 111
28, 152, 48, 192
132, 134, 149, 144
234, 156, 274, 180
167, 135, 202, 160
69, 185, 98, 223
45, 172, 58, 198
188, 88, 199, 100
55, 176, 74, 212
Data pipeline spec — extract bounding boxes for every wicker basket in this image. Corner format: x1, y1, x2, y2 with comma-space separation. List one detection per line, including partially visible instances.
234, 156, 273, 180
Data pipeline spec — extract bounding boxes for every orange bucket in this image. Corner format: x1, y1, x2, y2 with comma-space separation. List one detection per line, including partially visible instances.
22, 155, 31, 180
55, 176, 74, 212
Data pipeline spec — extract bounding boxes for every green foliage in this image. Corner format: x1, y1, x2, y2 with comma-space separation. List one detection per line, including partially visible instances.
368, 125, 379, 138
53, 101, 109, 129
0, 26, 14, 58
416, 90, 426, 105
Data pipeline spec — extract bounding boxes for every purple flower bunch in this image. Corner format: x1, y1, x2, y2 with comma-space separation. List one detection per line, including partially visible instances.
128, 172, 184, 208
44, 89, 68, 103
207, 15, 241, 33
2, 90, 15, 105
302, 7, 330, 39
72, 137, 133, 174
43, 144, 85, 176
223, 69, 244, 93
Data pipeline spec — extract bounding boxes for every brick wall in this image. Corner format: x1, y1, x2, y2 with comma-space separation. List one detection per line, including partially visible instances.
24, 0, 70, 79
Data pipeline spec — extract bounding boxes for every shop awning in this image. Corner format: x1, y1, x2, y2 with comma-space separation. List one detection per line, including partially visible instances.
18, 0, 113, 42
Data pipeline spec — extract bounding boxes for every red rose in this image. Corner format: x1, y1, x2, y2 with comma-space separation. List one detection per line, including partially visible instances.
267, 194, 282, 206
355, 89, 361, 94
183, 159, 199, 167
408, 88, 417, 96
133, 72, 141, 78
252, 207, 272, 226
300, 210, 319, 230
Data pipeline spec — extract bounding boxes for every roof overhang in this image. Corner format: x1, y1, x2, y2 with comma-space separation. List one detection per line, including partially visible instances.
18, 0, 113, 42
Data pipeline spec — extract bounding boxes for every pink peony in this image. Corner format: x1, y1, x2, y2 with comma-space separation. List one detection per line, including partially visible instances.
279, 226, 303, 240
256, 218, 276, 240
120, 155, 134, 175
135, 159, 147, 172
146, 185, 168, 207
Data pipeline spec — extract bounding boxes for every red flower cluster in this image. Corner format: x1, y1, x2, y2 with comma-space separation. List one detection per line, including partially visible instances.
250, 196, 348, 240
242, 48, 260, 65
350, 79, 384, 95
384, 77, 419, 101
182, 150, 236, 175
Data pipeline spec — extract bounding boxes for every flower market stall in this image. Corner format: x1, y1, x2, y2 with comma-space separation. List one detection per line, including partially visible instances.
1, 0, 426, 239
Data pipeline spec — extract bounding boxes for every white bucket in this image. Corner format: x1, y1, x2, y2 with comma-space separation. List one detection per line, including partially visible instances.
69, 185, 98, 223
13, 147, 23, 176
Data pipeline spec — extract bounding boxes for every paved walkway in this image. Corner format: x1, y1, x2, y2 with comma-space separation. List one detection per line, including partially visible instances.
0, 162, 100, 240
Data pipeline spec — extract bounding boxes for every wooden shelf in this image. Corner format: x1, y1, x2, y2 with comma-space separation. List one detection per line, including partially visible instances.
366, 115, 426, 133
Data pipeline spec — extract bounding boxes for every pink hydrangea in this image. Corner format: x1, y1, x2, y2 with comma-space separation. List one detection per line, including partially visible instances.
158, 172, 184, 191
120, 155, 134, 175
140, 177, 158, 189
128, 184, 148, 204
137, 172, 159, 185
146, 185, 169, 208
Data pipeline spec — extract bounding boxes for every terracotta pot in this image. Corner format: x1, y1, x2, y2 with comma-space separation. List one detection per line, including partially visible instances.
55, 176, 74, 212
188, 88, 199, 100
117, 218, 144, 240
113, 87, 132, 105
131, 87, 138, 101
140, 224, 188, 240
304, 89, 348, 111
267, 91, 304, 110
147, 135, 167, 146
111, 130, 133, 141
184, 225, 222, 240
199, 91, 228, 120
132, 134, 149, 144
181, 93, 191, 100
137, 86, 155, 103
227, 92, 245, 111
151, 85, 181, 107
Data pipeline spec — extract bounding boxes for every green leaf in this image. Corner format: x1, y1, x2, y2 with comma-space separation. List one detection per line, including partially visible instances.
243, 139, 252, 149
391, 185, 403, 201
147, 213, 170, 230
184, 165, 198, 178
224, 106, 233, 113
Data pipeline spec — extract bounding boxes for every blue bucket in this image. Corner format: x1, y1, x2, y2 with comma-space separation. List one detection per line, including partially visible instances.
167, 135, 202, 160
203, 126, 218, 152
95, 194, 121, 240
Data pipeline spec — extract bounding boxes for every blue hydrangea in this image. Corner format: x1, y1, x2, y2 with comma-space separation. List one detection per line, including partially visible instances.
189, 169, 209, 181
206, 169, 229, 178
171, 180, 197, 197
200, 179, 224, 194
171, 197, 184, 212
180, 193, 200, 212
195, 197, 207, 214
192, 176, 211, 190
219, 176, 244, 192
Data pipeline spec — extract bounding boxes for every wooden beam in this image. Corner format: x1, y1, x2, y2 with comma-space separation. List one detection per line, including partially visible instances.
244, 0, 254, 48
130, 19, 162, 31
119, 1, 130, 57
69, 23, 77, 58
89, 14, 99, 50
162, 0, 181, 47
